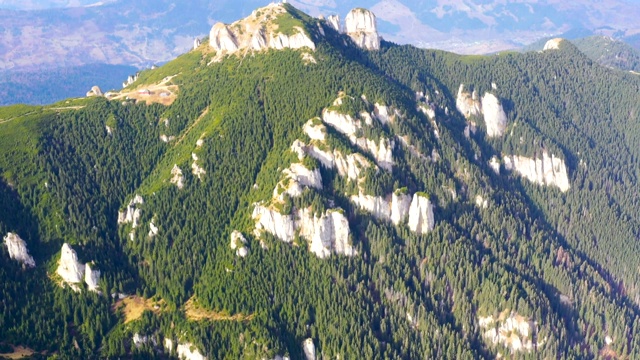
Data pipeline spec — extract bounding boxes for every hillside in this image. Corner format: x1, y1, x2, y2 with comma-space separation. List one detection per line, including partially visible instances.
524, 35, 640, 72
2, 4, 640, 359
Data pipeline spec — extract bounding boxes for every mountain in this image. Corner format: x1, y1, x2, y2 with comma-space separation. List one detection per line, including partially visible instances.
522, 35, 640, 72
2, 3, 640, 359
0, 63, 138, 106
2, 0, 640, 72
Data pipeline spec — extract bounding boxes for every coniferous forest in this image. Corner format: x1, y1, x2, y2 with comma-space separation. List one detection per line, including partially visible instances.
1, 4, 640, 359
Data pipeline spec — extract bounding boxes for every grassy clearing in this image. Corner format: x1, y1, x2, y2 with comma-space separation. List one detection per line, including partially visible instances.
112, 296, 166, 324
184, 296, 255, 322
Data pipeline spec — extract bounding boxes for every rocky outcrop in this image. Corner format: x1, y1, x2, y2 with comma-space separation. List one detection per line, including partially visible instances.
345, 8, 380, 50
252, 205, 355, 258
57, 243, 85, 286
350, 191, 411, 225
327, 15, 340, 32
321, 109, 394, 170
193, 38, 201, 50
300, 208, 354, 258
230, 230, 249, 258
210, 23, 238, 52
118, 195, 144, 228
456, 84, 481, 118
3, 232, 35, 268
252, 205, 296, 243
148, 221, 159, 238
479, 311, 542, 354
481, 93, 507, 137
456, 84, 507, 137
489, 156, 500, 174
503, 151, 570, 192
210, 3, 315, 56
294, 141, 371, 181
165, 338, 207, 360
408, 194, 435, 234
86, 86, 103, 97
302, 338, 316, 360
543, 38, 563, 51
171, 164, 184, 189
56, 243, 100, 293
191, 153, 206, 180
84, 263, 101, 292
351, 191, 433, 233
284, 163, 323, 190
303, 119, 326, 141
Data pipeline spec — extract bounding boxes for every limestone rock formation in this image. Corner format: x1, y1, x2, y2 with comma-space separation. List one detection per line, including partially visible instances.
230, 230, 249, 258
252, 205, 297, 243
210, 23, 238, 52
300, 208, 354, 259
118, 195, 144, 228
252, 205, 355, 258
148, 221, 159, 237
165, 338, 207, 360
193, 37, 201, 50
408, 194, 435, 234
293, 139, 371, 181
57, 243, 85, 286
478, 311, 542, 354
303, 119, 326, 141
3, 232, 35, 268
327, 15, 340, 32
191, 153, 206, 180
351, 191, 432, 233
391, 191, 412, 225
171, 164, 184, 189
481, 93, 508, 137
489, 156, 501, 174
302, 338, 316, 360
345, 8, 380, 50
503, 151, 570, 192
543, 38, 563, 51
84, 263, 101, 292
86, 85, 103, 97
321, 109, 394, 170
210, 3, 315, 57
456, 84, 481, 118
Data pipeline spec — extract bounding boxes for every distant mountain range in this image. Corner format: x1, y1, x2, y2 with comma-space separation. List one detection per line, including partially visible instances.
1, 0, 639, 73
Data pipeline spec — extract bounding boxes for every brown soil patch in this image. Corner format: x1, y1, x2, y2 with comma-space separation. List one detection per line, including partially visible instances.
0, 345, 36, 359
112, 296, 165, 324
108, 75, 179, 106
184, 296, 255, 322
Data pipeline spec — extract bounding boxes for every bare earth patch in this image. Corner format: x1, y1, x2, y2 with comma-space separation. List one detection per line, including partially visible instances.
184, 296, 254, 322
0, 345, 37, 359
108, 75, 179, 106
112, 295, 165, 324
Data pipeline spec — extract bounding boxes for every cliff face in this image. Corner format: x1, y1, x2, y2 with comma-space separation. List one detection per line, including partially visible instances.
3, 232, 35, 268
504, 151, 570, 192
252, 205, 355, 258
408, 194, 435, 234
456, 84, 507, 137
345, 8, 380, 50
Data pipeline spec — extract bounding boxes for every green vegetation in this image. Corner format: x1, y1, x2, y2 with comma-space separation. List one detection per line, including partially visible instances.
1, 7, 640, 359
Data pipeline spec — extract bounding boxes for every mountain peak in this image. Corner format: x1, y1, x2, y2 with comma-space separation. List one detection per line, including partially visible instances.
209, 3, 382, 57
209, 2, 316, 56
